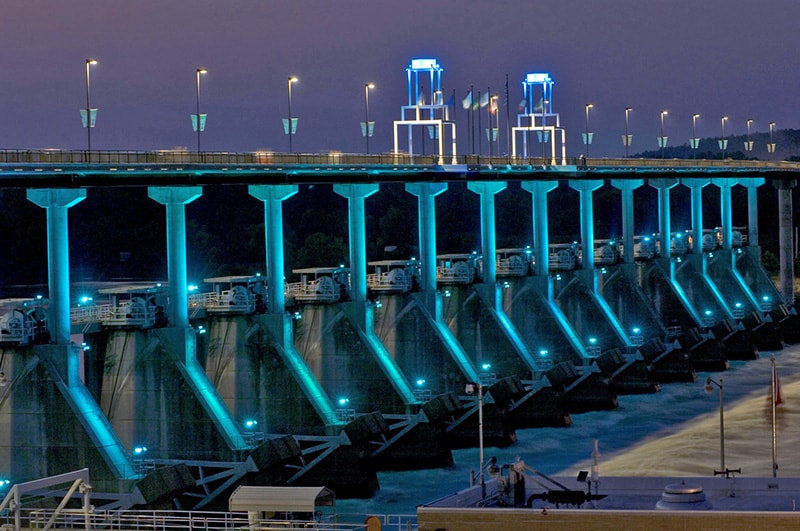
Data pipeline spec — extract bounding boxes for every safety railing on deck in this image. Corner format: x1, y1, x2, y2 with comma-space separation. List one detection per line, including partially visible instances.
0, 508, 419, 531
2, 148, 799, 172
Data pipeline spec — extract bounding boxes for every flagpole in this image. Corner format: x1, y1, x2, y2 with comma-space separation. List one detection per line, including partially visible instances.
470, 84, 475, 155
477, 90, 483, 158
772, 355, 778, 478
505, 74, 511, 159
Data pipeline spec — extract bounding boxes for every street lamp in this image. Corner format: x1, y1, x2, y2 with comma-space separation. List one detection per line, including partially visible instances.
768, 121, 777, 155
745, 119, 754, 153
691, 113, 701, 158
623, 107, 632, 158
194, 68, 208, 152
704, 377, 725, 473
362, 83, 375, 154
83, 58, 98, 153
286, 76, 299, 153
465, 381, 485, 499
583, 103, 594, 157
719, 116, 729, 158
659, 110, 669, 159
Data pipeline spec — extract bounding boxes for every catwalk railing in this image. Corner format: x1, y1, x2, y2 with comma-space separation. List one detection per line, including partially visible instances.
1, 148, 799, 171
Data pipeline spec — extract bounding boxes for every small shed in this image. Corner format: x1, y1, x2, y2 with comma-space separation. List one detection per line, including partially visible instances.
228, 485, 335, 520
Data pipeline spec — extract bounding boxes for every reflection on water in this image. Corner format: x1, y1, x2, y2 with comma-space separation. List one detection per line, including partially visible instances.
337, 344, 800, 516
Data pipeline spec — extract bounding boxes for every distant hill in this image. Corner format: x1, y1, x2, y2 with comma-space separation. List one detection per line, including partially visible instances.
634, 128, 800, 161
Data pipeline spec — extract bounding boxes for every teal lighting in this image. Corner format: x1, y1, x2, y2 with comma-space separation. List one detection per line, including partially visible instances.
133, 446, 147, 455
763, 296, 771, 302
188, 284, 198, 292
502, 281, 510, 289
197, 325, 206, 335
244, 419, 258, 429
416, 378, 426, 386
338, 397, 350, 406
735, 302, 743, 308
79, 296, 92, 304
374, 300, 383, 308
705, 310, 713, 316
588, 337, 598, 344
444, 290, 451, 297
539, 349, 549, 357
632, 327, 641, 334
481, 362, 492, 371
293, 311, 302, 320
81, 342, 90, 351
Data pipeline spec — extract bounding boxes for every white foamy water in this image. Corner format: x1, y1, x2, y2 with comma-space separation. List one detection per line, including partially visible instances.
337, 343, 800, 516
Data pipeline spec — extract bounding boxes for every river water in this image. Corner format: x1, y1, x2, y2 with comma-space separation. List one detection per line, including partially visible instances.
337, 342, 800, 515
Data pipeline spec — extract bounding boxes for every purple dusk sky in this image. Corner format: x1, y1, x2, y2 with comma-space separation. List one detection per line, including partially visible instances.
3, 0, 799, 157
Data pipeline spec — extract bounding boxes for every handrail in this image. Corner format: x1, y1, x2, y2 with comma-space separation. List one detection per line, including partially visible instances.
1, 148, 798, 172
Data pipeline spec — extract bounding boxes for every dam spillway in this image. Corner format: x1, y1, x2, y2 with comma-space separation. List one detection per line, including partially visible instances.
0, 164, 797, 510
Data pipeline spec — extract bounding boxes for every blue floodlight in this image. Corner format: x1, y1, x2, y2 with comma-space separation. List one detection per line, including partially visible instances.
734, 302, 743, 308
763, 296, 771, 302
481, 362, 492, 371
704, 310, 713, 316
416, 378, 426, 387
410, 58, 439, 70
133, 446, 148, 455
526, 73, 552, 84
245, 419, 258, 429
502, 281, 510, 289
632, 327, 641, 334
588, 337, 598, 345
539, 349, 549, 357
293, 311, 302, 320
338, 397, 350, 406
374, 300, 383, 308
188, 284, 198, 292
79, 296, 92, 304
81, 342, 90, 351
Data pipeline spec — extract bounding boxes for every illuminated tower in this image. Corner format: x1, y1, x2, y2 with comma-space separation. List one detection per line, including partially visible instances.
511, 72, 567, 165
393, 58, 457, 164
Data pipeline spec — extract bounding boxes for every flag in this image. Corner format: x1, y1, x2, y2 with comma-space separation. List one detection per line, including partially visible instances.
533, 97, 544, 112
490, 96, 498, 113
446, 91, 455, 109
479, 91, 490, 108
518, 98, 527, 112
462, 90, 473, 110
417, 89, 425, 106
773, 361, 783, 406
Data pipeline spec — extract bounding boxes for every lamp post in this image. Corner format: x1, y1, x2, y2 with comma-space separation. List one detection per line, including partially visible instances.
768, 121, 777, 155
691, 113, 700, 158
363, 83, 375, 154
719, 116, 729, 158
194, 68, 208, 152
287, 76, 298, 153
659, 110, 668, 159
745, 119, 754, 153
623, 107, 632, 158
84, 58, 98, 152
704, 377, 725, 473
583, 103, 594, 157
466, 382, 485, 499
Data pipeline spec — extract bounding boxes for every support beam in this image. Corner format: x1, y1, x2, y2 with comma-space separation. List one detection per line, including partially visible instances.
774, 179, 797, 305
739, 177, 765, 248
26, 189, 86, 345
712, 178, 736, 251
467, 182, 507, 284
648, 178, 678, 259
521, 181, 558, 276
405, 182, 448, 296
682, 178, 711, 255
249, 185, 298, 313
569, 180, 604, 269
147, 187, 203, 328
610, 180, 644, 264
334, 183, 380, 303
